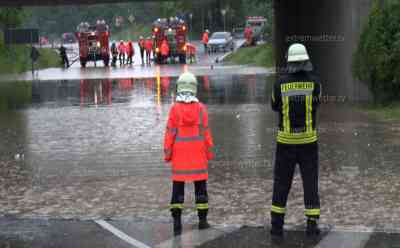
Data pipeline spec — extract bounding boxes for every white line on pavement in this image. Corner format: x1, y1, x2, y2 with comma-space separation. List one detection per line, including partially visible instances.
94, 219, 152, 248
314, 227, 373, 248
156, 226, 238, 248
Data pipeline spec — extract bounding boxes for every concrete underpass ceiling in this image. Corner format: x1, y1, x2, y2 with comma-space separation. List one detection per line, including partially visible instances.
0, 0, 172, 7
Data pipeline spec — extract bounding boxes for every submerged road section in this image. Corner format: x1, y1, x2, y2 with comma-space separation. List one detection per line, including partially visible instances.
1, 41, 400, 247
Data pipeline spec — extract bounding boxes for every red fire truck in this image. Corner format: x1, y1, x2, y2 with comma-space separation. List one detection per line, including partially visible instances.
76, 21, 110, 67
245, 16, 267, 46
152, 17, 188, 64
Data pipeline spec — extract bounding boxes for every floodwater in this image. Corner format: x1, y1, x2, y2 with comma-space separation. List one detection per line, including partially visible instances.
1, 73, 400, 232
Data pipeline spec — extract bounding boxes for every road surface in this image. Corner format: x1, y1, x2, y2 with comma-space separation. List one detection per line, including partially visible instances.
1, 40, 400, 247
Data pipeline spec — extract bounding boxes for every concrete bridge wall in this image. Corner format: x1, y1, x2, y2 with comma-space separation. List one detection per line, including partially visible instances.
274, 0, 373, 101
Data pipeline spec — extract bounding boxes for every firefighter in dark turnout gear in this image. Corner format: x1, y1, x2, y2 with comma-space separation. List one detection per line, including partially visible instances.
59, 45, 69, 68
270, 43, 322, 237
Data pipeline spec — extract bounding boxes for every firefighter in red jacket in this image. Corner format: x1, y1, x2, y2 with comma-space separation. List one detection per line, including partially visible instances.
145, 37, 153, 65
161, 39, 170, 64
244, 26, 253, 46
118, 40, 126, 65
164, 72, 214, 235
202, 30, 209, 54
138, 36, 146, 65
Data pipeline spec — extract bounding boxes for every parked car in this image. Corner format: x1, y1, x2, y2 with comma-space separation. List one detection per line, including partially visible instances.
62, 32, 76, 44
208, 32, 234, 53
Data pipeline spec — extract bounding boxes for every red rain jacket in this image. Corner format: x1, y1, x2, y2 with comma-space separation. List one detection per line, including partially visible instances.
118, 42, 126, 54
161, 40, 170, 56
164, 102, 214, 182
202, 32, 209, 45
145, 39, 153, 52
127, 42, 134, 56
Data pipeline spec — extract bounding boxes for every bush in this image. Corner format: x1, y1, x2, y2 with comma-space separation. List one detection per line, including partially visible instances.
224, 43, 274, 68
353, 0, 400, 104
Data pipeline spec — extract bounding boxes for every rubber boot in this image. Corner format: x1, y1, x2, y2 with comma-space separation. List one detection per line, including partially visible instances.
198, 209, 210, 230
270, 213, 284, 237
171, 209, 182, 236
306, 218, 321, 236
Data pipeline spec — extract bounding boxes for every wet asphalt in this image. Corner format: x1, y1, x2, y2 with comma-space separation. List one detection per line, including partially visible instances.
1, 42, 400, 247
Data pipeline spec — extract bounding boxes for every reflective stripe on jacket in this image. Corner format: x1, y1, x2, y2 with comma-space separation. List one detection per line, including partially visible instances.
164, 102, 214, 182
271, 71, 322, 144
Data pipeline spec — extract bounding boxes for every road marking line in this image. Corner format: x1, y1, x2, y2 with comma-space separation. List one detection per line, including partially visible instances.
315, 233, 372, 248
94, 219, 152, 248
156, 226, 238, 248
314, 227, 373, 248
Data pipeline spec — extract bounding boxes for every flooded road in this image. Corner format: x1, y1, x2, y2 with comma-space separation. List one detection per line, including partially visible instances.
1, 72, 400, 233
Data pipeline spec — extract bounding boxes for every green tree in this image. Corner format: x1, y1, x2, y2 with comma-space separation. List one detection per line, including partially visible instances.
0, 7, 25, 29
353, 0, 400, 103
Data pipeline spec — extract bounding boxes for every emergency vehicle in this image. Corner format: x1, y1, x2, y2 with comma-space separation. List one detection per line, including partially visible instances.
76, 21, 110, 68
245, 16, 267, 46
152, 17, 188, 64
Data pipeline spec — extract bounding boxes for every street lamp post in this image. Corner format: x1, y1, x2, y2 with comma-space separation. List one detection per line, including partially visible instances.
189, 13, 193, 41
221, 9, 227, 31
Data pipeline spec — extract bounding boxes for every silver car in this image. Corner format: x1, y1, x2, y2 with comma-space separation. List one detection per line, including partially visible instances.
208, 32, 234, 53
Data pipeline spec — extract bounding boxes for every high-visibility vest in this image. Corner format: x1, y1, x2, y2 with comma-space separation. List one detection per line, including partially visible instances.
164, 102, 214, 182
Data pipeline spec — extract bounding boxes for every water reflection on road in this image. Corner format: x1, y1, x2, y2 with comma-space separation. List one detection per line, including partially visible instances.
1, 74, 400, 229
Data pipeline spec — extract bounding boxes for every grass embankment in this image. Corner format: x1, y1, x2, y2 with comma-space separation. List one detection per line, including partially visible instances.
0, 81, 32, 111
359, 103, 400, 121
111, 23, 200, 42
224, 43, 274, 68
0, 40, 59, 75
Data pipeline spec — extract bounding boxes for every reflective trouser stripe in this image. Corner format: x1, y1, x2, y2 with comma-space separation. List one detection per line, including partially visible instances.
271, 205, 286, 214
173, 169, 208, 175
170, 204, 184, 209
196, 203, 209, 210
305, 208, 320, 216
